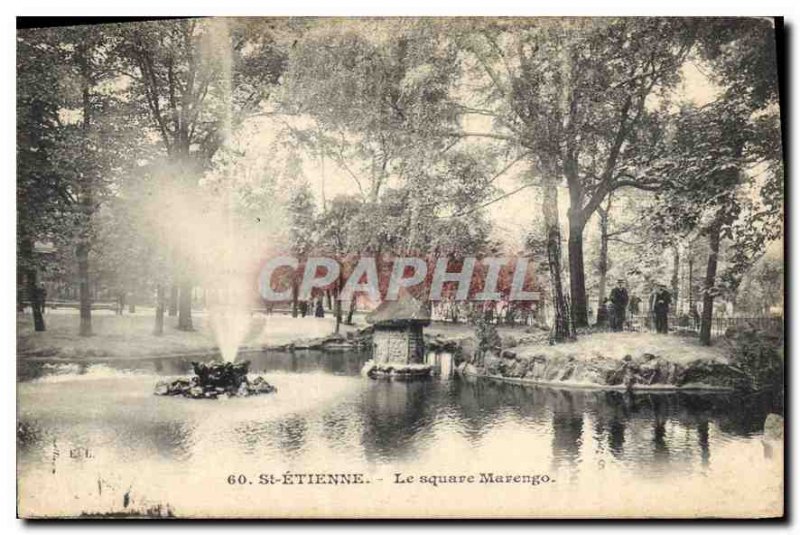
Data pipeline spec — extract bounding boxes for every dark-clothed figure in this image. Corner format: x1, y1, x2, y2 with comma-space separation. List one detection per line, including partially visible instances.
652, 284, 672, 334
609, 280, 629, 332
33, 285, 47, 316
314, 299, 325, 318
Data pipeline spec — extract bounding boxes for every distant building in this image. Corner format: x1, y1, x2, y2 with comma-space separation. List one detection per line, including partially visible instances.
366, 294, 431, 365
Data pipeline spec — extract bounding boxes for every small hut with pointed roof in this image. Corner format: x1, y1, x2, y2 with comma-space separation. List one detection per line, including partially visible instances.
366, 293, 431, 365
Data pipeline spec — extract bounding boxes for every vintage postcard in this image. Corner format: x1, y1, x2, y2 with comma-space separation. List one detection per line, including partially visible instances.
16, 16, 784, 519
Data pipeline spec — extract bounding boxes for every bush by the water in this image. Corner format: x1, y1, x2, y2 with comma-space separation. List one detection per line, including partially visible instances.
469, 310, 502, 366
724, 326, 784, 393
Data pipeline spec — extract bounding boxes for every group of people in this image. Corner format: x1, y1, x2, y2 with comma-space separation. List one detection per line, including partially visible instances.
297, 299, 326, 318
596, 280, 672, 334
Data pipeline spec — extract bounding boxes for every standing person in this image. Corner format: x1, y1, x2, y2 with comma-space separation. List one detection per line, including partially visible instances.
117, 290, 126, 315
34, 284, 47, 316
653, 283, 672, 334
609, 279, 629, 332
314, 298, 325, 318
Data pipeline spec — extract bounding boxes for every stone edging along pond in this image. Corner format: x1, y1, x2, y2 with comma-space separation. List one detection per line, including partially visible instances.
456, 350, 744, 392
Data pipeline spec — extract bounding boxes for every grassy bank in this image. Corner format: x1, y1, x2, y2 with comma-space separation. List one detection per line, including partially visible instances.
17, 309, 362, 360
512, 332, 730, 365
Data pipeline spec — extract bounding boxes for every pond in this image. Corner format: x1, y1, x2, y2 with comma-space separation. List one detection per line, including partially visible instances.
17, 350, 784, 518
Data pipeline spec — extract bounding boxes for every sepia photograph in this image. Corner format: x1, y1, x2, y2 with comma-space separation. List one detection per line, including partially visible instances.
15, 15, 785, 519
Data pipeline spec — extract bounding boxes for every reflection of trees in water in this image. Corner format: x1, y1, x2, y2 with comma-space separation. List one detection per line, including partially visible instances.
447, 379, 551, 443
651, 395, 670, 464
550, 394, 584, 469
608, 419, 626, 457
713, 391, 782, 436
450, 379, 780, 474
697, 420, 710, 468
244, 350, 369, 376
151, 357, 195, 375
585, 392, 632, 459
359, 380, 439, 463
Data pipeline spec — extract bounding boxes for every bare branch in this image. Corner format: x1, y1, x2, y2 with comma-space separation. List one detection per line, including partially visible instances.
437, 182, 537, 220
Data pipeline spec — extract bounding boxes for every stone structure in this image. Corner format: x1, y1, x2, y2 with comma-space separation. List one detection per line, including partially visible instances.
362, 294, 433, 380
366, 293, 430, 365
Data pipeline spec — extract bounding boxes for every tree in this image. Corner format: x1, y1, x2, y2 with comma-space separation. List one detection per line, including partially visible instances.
282, 19, 461, 202
17, 28, 69, 331
286, 182, 316, 317
116, 18, 288, 330
650, 100, 779, 344
18, 25, 142, 336
281, 20, 500, 327
315, 195, 363, 331
648, 19, 782, 345
736, 254, 783, 315
463, 19, 699, 328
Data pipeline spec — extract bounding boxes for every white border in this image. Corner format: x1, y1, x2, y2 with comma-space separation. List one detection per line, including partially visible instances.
2, 2, 797, 533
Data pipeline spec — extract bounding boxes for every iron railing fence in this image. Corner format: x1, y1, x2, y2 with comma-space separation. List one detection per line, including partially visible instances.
597, 314, 783, 337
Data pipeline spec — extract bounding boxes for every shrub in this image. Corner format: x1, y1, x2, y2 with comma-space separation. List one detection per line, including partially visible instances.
725, 326, 784, 393
469, 309, 502, 367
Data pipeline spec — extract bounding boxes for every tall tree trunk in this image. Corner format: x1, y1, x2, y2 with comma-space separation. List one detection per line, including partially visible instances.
567, 212, 589, 328
20, 239, 45, 331
699, 219, 722, 346
334, 277, 342, 334
542, 175, 572, 342
177, 278, 194, 331
345, 293, 357, 325
596, 205, 609, 323
26, 266, 46, 332
291, 279, 299, 318
16, 270, 25, 313
76, 242, 92, 336
688, 253, 694, 313
154, 284, 165, 336
168, 284, 178, 316
77, 49, 93, 338
671, 245, 680, 313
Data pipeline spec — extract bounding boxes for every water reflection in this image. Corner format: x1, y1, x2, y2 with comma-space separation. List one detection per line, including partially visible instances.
443, 379, 780, 475
360, 380, 439, 463
18, 350, 782, 508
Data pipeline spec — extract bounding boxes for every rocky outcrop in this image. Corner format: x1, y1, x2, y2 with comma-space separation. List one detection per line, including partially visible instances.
154, 361, 276, 399
467, 350, 745, 391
